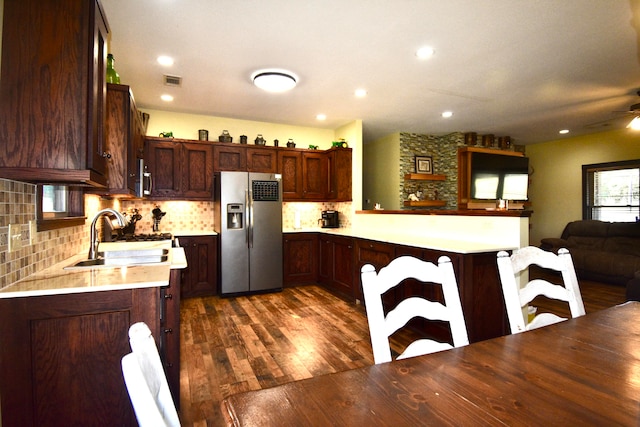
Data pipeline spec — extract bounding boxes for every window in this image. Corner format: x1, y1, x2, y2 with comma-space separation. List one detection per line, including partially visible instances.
37, 185, 85, 231
583, 160, 640, 222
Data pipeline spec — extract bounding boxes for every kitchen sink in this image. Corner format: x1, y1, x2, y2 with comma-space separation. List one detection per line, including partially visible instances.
64, 248, 169, 269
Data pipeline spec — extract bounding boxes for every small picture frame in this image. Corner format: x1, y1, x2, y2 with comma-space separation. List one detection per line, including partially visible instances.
415, 156, 433, 174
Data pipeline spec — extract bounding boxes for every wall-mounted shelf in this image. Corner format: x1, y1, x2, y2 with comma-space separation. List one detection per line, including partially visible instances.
404, 200, 447, 207
404, 173, 446, 181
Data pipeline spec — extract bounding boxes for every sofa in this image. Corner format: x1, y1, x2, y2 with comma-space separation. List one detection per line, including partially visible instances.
540, 219, 640, 286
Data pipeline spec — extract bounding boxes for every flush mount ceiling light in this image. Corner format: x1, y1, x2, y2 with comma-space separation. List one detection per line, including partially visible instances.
252, 69, 298, 93
441, 111, 453, 118
416, 46, 435, 59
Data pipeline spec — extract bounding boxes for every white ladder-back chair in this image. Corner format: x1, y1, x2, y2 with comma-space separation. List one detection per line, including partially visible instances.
497, 246, 585, 334
361, 255, 469, 364
121, 322, 181, 427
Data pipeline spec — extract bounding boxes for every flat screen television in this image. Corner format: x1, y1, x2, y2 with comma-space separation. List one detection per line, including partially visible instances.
470, 152, 529, 200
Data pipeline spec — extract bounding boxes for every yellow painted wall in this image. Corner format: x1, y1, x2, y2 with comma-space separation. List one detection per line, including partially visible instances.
143, 109, 336, 149
362, 133, 400, 210
526, 128, 640, 245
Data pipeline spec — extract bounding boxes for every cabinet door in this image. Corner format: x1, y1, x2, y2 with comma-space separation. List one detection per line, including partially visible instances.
328, 149, 352, 201
318, 236, 333, 285
0, 0, 109, 186
162, 270, 182, 408
331, 235, 355, 297
182, 143, 214, 199
214, 144, 247, 171
180, 235, 218, 298
302, 152, 328, 199
283, 233, 318, 285
0, 288, 159, 427
355, 239, 395, 303
278, 150, 303, 200
247, 147, 277, 173
145, 139, 181, 198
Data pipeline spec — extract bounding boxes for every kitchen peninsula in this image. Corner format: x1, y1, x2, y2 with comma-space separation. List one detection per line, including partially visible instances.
0, 242, 186, 427
285, 208, 531, 343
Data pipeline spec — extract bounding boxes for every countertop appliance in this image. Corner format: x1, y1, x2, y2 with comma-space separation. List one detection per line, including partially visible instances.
321, 210, 339, 228
214, 172, 283, 295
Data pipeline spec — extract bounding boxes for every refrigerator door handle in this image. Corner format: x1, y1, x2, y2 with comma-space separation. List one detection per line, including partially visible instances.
247, 188, 254, 248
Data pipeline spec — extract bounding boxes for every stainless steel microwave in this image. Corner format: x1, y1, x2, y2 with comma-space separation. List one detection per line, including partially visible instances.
136, 158, 152, 197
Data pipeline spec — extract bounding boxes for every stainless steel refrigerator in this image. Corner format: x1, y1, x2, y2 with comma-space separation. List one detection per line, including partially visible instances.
215, 171, 283, 295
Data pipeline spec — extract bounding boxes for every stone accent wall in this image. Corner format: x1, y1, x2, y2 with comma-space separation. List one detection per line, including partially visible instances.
399, 132, 465, 209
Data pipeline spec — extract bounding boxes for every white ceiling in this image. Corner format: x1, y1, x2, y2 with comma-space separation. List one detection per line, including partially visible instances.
101, 0, 640, 145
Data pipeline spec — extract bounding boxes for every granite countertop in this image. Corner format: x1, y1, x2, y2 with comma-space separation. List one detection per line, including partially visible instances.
283, 227, 517, 254
0, 240, 187, 299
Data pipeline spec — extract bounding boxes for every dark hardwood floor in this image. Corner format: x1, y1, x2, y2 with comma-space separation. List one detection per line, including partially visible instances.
179, 277, 626, 426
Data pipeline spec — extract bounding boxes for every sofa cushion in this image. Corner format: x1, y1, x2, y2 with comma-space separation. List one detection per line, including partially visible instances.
561, 220, 610, 239
570, 248, 640, 285
603, 237, 640, 257
608, 221, 640, 238
566, 235, 605, 251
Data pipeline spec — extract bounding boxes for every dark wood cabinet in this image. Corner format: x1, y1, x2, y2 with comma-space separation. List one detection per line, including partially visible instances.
0, 0, 110, 186
179, 235, 218, 297
162, 270, 182, 407
318, 234, 355, 298
145, 138, 214, 200
182, 143, 215, 199
328, 148, 352, 201
355, 239, 395, 303
0, 287, 161, 427
247, 147, 278, 173
97, 83, 145, 196
145, 138, 181, 198
302, 151, 329, 199
278, 149, 304, 199
283, 233, 318, 285
214, 144, 247, 171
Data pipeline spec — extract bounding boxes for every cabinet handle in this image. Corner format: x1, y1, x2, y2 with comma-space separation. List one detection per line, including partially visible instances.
102, 151, 112, 159
164, 293, 173, 300
165, 362, 174, 368
164, 328, 173, 334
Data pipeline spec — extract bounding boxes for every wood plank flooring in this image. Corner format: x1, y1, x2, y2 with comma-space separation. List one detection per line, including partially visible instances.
179, 278, 626, 426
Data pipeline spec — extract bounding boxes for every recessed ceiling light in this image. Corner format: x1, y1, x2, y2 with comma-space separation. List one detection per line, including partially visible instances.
161, 94, 174, 102
441, 111, 453, 118
316, 114, 327, 121
416, 46, 435, 59
355, 89, 367, 97
559, 129, 570, 134
252, 69, 298, 92
157, 56, 174, 66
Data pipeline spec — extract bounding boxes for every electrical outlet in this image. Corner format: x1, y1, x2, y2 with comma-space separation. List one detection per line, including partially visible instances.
8, 223, 22, 253
29, 220, 37, 246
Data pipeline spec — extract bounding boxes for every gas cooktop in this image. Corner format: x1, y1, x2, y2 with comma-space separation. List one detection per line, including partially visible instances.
114, 233, 173, 242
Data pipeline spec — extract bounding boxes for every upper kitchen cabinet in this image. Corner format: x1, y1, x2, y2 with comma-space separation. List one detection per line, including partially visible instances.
212, 143, 277, 173
145, 137, 214, 200
327, 148, 352, 201
0, 0, 110, 187
278, 148, 352, 201
95, 83, 145, 196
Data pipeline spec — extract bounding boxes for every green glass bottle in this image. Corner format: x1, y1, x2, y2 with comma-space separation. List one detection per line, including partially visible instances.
106, 53, 121, 84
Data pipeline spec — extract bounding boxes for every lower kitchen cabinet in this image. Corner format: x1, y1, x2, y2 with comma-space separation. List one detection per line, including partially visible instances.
162, 270, 182, 408
179, 235, 218, 298
283, 233, 318, 286
355, 238, 395, 304
318, 234, 355, 299
0, 287, 161, 427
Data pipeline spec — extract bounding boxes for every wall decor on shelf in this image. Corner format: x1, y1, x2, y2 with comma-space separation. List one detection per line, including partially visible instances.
415, 156, 433, 174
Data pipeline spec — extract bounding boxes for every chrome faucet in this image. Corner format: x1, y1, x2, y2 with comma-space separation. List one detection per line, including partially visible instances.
88, 208, 126, 260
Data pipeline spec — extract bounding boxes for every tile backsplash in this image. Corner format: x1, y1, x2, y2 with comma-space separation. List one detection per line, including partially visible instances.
0, 176, 352, 289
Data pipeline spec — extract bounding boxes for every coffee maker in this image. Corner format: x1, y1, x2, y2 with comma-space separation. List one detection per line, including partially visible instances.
321, 210, 339, 228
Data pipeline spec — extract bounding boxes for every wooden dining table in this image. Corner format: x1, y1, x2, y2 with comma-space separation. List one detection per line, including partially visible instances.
221, 301, 640, 426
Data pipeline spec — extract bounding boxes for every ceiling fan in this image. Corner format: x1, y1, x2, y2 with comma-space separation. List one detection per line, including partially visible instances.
585, 91, 640, 130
